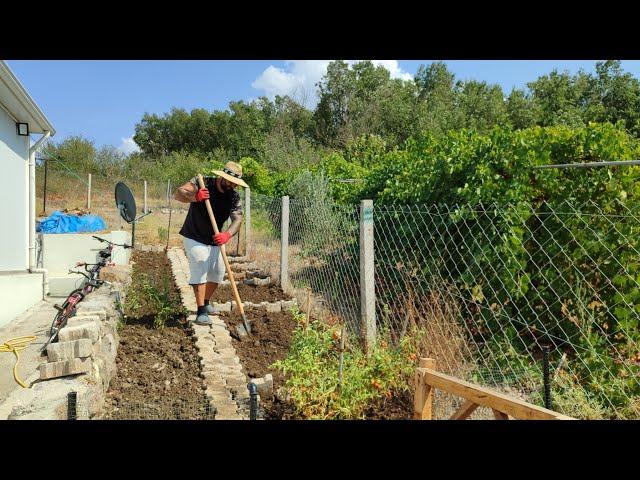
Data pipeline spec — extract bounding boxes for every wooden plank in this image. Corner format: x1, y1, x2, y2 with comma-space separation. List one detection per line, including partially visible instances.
419, 368, 574, 420
492, 409, 509, 420
414, 358, 436, 419
450, 400, 479, 420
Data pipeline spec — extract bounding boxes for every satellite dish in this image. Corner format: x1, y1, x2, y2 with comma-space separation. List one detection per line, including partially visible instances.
115, 182, 137, 223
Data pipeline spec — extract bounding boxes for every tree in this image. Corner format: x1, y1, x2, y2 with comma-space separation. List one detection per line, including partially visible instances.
591, 60, 640, 135
46, 135, 98, 173
413, 61, 462, 136
506, 88, 538, 129
314, 60, 396, 147
457, 80, 508, 132
527, 70, 585, 127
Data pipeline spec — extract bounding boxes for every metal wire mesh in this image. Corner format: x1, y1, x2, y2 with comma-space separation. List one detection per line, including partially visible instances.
288, 197, 361, 333
251, 193, 362, 333
375, 200, 640, 419
250, 193, 640, 420
96, 397, 217, 420
251, 192, 282, 280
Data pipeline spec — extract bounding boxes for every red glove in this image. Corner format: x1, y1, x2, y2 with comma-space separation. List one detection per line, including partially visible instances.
214, 231, 231, 245
195, 188, 210, 202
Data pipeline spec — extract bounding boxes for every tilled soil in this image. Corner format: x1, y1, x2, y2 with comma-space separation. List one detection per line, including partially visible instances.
363, 389, 413, 419
210, 283, 292, 304
101, 251, 212, 420
221, 306, 413, 420
220, 309, 298, 417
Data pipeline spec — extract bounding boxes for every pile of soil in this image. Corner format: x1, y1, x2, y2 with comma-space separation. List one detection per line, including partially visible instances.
220, 309, 298, 416
101, 251, 211, 420
211, 283, 291, 304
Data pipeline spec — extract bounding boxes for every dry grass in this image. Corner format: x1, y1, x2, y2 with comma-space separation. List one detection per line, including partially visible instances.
386, 284, 499, 419
36, 178, 194, 248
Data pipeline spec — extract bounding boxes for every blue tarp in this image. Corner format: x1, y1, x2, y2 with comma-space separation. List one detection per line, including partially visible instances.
36, 210, 107, 234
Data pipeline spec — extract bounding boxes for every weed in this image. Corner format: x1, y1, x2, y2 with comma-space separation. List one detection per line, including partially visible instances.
158, 226, 169, 244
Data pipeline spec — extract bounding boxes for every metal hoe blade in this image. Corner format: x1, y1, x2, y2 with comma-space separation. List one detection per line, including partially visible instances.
235, 313, 252, 338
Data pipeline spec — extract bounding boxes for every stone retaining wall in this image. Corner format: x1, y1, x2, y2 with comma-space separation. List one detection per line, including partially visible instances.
0, 265, 130, 420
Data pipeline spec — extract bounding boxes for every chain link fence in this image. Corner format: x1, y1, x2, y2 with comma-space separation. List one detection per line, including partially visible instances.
251, 192, 640, 419
97, 398, 217, 420
36, 154, 640, 419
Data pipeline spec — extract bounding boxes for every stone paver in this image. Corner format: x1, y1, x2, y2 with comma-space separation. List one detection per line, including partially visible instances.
168, 247, 250, 420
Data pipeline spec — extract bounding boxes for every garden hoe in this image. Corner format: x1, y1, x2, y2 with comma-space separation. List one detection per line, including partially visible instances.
196, 174, 252, 338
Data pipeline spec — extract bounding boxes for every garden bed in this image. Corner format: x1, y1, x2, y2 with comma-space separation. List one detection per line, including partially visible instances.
100, 250, 211, 419
220, 309, 298, 418
221, 307, 414, 420
211, 283, 292, 304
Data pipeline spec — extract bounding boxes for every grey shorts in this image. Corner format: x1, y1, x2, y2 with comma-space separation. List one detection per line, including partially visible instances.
183, 237, 225, 285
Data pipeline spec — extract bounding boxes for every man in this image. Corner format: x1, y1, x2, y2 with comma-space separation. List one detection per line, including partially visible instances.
174, 161, 249, 325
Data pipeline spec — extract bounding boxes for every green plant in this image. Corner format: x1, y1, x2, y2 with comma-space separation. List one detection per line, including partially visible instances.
126, 271, 183, 328
158, 226, 168, 244
141, 274, 176, 329
124, 282, 141, 316
272, 315, 421, 419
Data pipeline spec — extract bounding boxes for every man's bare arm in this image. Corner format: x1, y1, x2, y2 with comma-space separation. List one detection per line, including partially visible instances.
227, 211, 243, 236
174, 181, 198, 203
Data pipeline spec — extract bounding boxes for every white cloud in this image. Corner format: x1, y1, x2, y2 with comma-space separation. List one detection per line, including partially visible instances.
369, 60, 414, 81
251, 60, 413, 108
118, 136, 140, 155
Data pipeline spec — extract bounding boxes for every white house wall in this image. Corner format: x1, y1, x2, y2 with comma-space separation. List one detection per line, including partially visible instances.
0, 105, 29, 271
0, 272, 43, 327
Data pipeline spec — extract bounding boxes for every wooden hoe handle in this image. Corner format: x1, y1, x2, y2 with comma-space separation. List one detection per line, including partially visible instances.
196, 174, 245, 316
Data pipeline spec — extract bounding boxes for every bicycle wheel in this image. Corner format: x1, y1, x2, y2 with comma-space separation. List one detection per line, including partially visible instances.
41, 310, 71, 353
49, 289, 82, 337
49, 309, 70, 338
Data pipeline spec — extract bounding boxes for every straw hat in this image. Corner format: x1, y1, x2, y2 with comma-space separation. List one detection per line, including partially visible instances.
212, 161, 249, 188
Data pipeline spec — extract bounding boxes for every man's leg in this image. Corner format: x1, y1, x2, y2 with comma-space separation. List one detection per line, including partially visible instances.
184, 237, 213, 324
205, 281, 219, 301
205, 247, 225, 309
193, 283, 207, 307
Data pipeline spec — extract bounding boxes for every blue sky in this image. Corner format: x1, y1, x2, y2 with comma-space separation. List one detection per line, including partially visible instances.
7, 60, 640, 154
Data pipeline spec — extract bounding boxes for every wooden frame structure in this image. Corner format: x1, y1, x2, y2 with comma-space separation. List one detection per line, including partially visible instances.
414, 358, 575, 420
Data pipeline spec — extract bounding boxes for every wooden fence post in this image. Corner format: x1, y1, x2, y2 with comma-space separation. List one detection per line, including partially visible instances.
414, 357, 436, 420
87, 173, 92, 210
245, 187, 251, 257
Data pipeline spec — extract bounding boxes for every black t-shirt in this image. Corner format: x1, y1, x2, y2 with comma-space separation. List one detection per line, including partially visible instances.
178, 176, 242, 246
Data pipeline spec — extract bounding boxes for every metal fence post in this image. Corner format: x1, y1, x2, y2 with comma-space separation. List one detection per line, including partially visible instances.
144, 180, 148, 214
360, 199, 376, 353
280, 195, 289, 291
245, 187, 251, 257
67, 391, 77, 420
87, 173, 91, 210
42, 156, 48, 215
543, 345, 552, 410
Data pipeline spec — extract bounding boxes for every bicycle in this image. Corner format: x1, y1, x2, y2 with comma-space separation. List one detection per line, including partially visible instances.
40, 235, 131, 353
